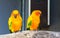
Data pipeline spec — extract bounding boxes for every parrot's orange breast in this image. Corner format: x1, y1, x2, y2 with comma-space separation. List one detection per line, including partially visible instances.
33, 17, 40, 25
12, 18, 21, 32
30, 17, 40, 30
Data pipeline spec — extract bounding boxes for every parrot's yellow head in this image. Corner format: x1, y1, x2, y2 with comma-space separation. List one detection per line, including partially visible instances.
11, 9, 20, 18
32, 10, 42, 16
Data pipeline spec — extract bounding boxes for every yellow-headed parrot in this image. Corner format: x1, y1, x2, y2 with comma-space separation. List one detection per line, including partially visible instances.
8, 9, 22, 33
26, 10, 42, 30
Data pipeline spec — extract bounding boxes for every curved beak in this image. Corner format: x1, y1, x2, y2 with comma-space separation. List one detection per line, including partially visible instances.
14, 14, 17, 18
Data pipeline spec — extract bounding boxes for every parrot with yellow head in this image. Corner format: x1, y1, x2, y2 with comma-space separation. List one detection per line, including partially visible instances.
8, 9, 22, 33
26, 10, 42, 30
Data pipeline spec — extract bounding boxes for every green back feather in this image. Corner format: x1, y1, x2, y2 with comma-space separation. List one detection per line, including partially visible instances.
28, 21, 32, 26
27, 20, 32, 28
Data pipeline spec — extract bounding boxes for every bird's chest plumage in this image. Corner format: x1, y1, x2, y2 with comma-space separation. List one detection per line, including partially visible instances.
30, 17, 40, 30
32, 17, 40, 24
11, 18, 21, 31
12, 18, 20, 25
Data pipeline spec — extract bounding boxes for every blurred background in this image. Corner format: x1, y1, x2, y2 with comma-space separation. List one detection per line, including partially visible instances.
0, 0, 60, 35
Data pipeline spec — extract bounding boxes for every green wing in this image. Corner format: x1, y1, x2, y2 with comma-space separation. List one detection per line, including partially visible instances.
27, 16, 32, 29
9, 22, 12, 30
28, 20, 32, 26
8, 18, 12, 30
27, 20, 32, 30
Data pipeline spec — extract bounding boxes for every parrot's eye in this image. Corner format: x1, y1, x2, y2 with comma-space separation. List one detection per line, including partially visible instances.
35, 12, 40, 16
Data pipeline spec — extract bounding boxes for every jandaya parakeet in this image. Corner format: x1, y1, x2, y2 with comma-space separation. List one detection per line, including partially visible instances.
26, 10, 42, 30
8, 10, 22, 33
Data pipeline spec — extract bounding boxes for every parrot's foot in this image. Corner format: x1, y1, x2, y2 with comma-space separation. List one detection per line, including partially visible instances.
15, 31, 20, 33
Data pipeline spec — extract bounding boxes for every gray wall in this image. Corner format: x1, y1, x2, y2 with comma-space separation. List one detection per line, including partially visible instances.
49, 0, 60, 32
